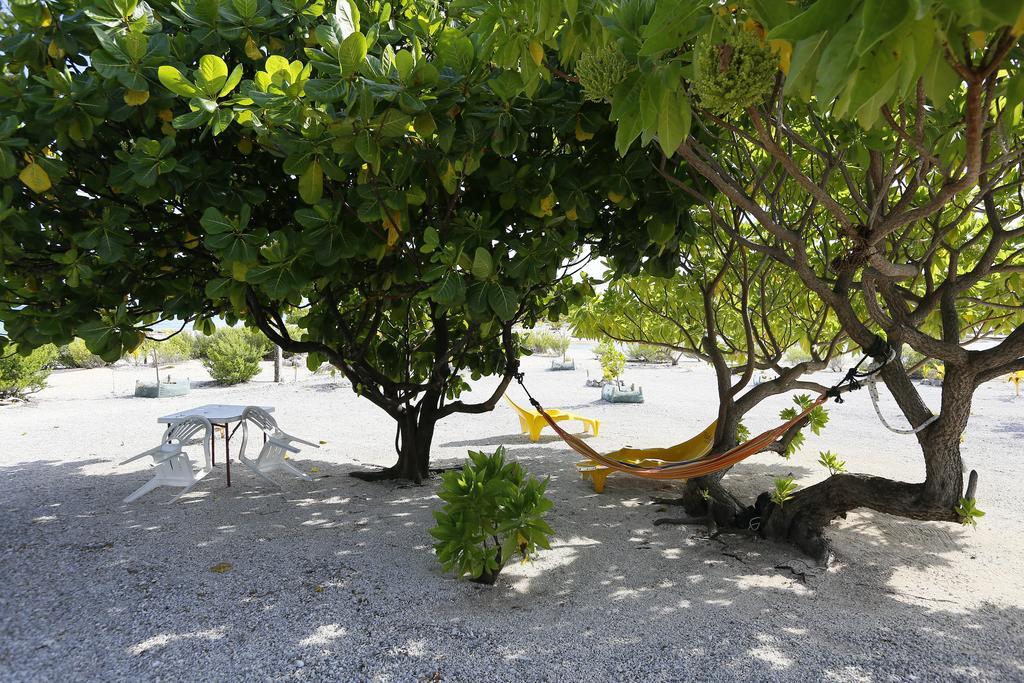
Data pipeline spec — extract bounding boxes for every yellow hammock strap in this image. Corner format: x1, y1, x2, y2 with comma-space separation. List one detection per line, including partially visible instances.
537, 394, 827, 481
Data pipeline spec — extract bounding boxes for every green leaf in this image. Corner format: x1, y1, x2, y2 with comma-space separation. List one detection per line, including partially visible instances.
656, 88, 690, 157
0, 147, 16, 179
158, 65, 200, 98
304, 78, 346, 102
640, 1, 702, 56
610, 74, 644, 156
200, 207, 233, 234
335, 0, 359, 39
196, 54, 229, 97
121, 32, 148, 62
922, 49, 961, 104
172, 110, 209, 130
377, 109, 411, 137
299, 160, 324, 204
436, 30, 475, 72
78, 319, 118, 355
784, 32, 830, 99
747, 0, 800, 28
814, 12, 862, 104
487, 283, 517, 321
433, 272, 466, 306
339, 31, 368, 74
81, 227, 126, 263
856, 0, 910, 56
218, 64, 243, 97
91, 49, 130, 79
411, 62, 440, 88
232, 0, 256, 18
246, 263, 303, 299
466, 281, 489, 314
394, 50, 414, 80
210, 108, 234, 136
767, 0, 849, 41
413, 112, 436, 138
355, 131, 380, 168
471, 247, 494, 280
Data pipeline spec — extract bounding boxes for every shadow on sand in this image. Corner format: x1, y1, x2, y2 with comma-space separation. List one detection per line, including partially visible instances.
1, 447, 1021, 681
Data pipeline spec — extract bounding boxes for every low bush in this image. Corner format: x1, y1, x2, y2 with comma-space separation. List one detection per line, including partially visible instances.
0, 345, 58, 400
782, 345, 812, 365
430, 447, 554, 585
195, 327, 273, 360
58, 338, 106, 368
624, 343, 676, 364
595, 339, 625, 382
908, 358, 945, 381
520, 329, 570, 356
902, 347, 926, 369
137, 332, 197, 365
201, 331, 264, 384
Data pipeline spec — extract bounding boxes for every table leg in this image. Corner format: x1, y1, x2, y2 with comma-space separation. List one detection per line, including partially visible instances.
211, 433, 216, 466
224, 424, 231, 487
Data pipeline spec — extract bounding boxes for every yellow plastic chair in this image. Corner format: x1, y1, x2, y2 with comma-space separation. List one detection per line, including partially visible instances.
576, 420, 717, 492
505, 395, 600, 442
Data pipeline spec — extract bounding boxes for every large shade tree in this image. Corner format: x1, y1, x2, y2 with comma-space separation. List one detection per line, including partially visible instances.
490, 0, 1024, 560
0, 0, 687, 481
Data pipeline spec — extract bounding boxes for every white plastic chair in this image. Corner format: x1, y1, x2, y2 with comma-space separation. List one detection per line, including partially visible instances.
120, 416, 213, 503
238, 406, 320, 486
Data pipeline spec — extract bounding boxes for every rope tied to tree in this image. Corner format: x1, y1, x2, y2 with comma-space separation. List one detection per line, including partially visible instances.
514, 371, 542, 410
824, 337, 894, 403
862, 347, 941, 435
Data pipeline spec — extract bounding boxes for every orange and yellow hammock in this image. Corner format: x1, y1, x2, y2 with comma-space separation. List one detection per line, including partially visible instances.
535, 394, 828, 492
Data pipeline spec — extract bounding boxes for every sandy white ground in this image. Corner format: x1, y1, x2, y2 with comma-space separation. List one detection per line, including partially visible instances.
1, 343, 1022, 682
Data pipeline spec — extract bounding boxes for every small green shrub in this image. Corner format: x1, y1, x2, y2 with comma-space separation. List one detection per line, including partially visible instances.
778, 394, 829, 457
905, 352, 945, 381
201, 332, 264, 384
0, 344, 58, 400
782, 345, 812, 366
430, 447, 554, 585
902, 348, 926, 372
770, 477, 798, 507
625, 343, 676, 364
58, 338, 107, 368
817, 450, 847, 476
735, 421, 750, 443
955, 497, 985, 528
520, 330, 570, 356
920, 360, 945, 381
195, 327, 273, 360
138, 332, 197, 365
595, 339, 625, 382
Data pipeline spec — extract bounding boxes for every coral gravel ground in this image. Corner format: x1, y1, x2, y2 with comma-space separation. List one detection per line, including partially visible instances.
1, 344, 1022, 681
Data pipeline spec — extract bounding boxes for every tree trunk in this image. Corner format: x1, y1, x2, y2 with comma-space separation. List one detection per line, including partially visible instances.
656, 367, 976, 564
671, 409, 746, 520
919, 365, 972, 505
273, 345, 282, 383
757, 368, 973, 563
350, 408, 436, 484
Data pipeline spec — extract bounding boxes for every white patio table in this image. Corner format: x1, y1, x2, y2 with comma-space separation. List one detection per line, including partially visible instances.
158, 404, 273, 487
